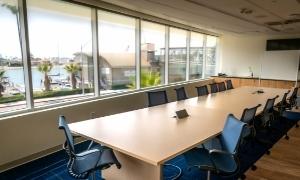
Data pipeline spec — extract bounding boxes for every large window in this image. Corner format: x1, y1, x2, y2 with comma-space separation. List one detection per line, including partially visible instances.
98, 11, 136, 94
0, 0, 218, 115
0, 0, 27, 113
141, 21, 165, 88
190, 32, 204, 80
205, 35, 217, 77
27, 0, 94, 107
169, 28, 187, 83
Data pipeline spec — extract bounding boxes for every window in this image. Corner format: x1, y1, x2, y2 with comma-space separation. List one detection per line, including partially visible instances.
98, 11, 136, 94
0, 0, 27, 113
190, 32, 204, 80
141, 21, 165, 88
0, 0, 219, 116
205, 35, 217, 77
27, 0, 94, 107
169, 27, 187, 83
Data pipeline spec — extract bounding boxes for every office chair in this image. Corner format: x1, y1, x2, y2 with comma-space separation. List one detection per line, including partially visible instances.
209, 83, 218, 93
58, 116, 121, 180
217, 82, 226, 92
174, 87, 188, 101
274, 91, 291, 139
256, 95, 279, 155
184, 114, 246, 180
147, 91, 182, 179
147, 90, 169, 107
240, 104, 262, 141
196, 85, 209, 96
225, 80, 234, 90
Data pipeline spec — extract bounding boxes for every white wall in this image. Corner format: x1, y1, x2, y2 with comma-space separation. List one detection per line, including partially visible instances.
220, 34, 300, 81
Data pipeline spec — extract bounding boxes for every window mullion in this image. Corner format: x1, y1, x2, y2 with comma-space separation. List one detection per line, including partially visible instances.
91, 8, 100, 96
165, 26, 169, 85
18, 0, 34, 109
135, 19, 141, 90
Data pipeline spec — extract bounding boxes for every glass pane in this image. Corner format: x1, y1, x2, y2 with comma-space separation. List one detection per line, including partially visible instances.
27, 0, 94, 107
0, 0, 27, 113
169, 27, 187, 83
190, 32, 204, 80
98, 11, 136, 95
205, 35, 217, 77
141, 21, 165, 88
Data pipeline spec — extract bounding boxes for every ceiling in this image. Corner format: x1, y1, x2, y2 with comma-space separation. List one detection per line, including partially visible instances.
98, 0, 300, 35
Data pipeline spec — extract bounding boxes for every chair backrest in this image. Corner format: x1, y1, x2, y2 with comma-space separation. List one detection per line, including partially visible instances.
225, 80, 234, 90
240, 104, 261, 124
290, 87, 298, 106
280, 90, 290, 107
147, 90, 168, 107
174, 87, 188, 101
58, 115, 75, 155
217, 82, 226, 92
220, 114, 246, 154
196, 85, 209, 96
263, 95, 279, 114
210, 83, 218, 93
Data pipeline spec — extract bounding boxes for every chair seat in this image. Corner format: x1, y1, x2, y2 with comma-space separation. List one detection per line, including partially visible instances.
184, 148, 237, 174
202, 137, 223, 151
73, 145, 120, 175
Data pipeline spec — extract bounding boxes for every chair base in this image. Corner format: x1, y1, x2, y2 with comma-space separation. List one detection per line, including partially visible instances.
164, 163, 182, 180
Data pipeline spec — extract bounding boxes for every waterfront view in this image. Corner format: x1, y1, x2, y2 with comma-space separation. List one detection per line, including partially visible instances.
0, 0, 217, 114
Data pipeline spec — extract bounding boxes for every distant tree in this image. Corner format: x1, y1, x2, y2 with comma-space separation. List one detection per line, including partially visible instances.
128, 70, 161, 89
1, 3, 22, 49
37, 61, 53, 91
0, 70, 6, 97
64, 63, 81, 89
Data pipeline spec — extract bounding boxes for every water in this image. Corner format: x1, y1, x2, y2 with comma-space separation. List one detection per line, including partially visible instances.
4, 66, 68, 91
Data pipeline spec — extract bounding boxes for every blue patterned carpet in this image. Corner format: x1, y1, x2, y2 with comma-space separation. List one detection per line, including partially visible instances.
0, 114, 297, 180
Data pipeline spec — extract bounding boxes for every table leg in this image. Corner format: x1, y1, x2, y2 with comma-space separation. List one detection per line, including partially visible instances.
102, 151, 162, 180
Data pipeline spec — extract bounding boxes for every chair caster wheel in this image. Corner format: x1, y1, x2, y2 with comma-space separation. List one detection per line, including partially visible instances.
285, 135, 289, 140
240, 174, 246, 180
266, 150, 271, 155
251, 165, 257, 171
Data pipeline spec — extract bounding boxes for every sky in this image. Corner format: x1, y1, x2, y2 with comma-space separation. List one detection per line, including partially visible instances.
0, 1, 217, 59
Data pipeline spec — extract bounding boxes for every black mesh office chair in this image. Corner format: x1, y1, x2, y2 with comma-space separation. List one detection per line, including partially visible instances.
174, 87, 188, 101
256, 95, 279, 155
260, 95, 279, 128
147, 91, 182, 179
226, 80, 234, 90
58, 116, 121, 179
196, 85, 209, 96
147, 90, 169, 107
240, 104, 262, 139
210, 83, 219, 93
184, 114, 246, 180
274, 90, 291, 139
217, 82, 226, 92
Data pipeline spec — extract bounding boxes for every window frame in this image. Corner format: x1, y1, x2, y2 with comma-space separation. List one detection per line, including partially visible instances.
0, 0, 219, 118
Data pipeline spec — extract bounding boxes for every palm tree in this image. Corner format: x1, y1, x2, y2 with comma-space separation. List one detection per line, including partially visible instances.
37, 61, 53, 91
64, 63, 81, 89
0, 70, 6, 97
128, 70, 161, 89
1, 3, 22, 50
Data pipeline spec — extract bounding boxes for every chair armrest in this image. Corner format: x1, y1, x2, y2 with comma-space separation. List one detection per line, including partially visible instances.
76, 149, 100, 157
209, 149, 233, 156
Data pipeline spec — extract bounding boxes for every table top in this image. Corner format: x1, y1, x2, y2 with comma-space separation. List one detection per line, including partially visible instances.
69, 86, 289, 166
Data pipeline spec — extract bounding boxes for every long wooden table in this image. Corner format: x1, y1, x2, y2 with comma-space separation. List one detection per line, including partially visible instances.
69, 86, 289, 180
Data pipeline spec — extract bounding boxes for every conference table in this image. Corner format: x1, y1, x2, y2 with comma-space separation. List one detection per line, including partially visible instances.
68, 86, 289, 180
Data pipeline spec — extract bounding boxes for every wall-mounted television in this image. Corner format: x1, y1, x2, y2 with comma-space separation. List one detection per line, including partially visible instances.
266, 38, 300, 51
